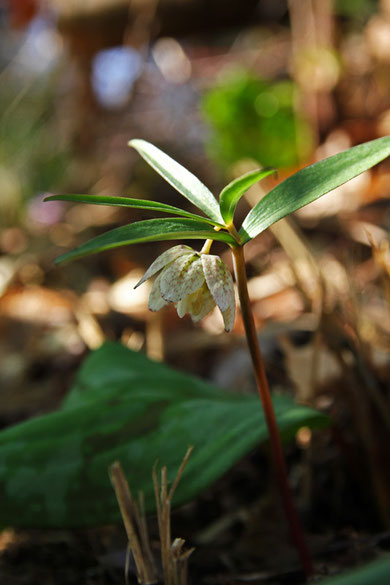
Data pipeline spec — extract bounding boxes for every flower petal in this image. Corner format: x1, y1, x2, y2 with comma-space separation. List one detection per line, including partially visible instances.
135, 245, 194, 288
160, 254, 205, 302
221, 303, 235, 332
148, 272, 169, 311
201, 254, 235, 312
176, 295, 190, 318
190, 287, 216, 322
177, 284, 215, 321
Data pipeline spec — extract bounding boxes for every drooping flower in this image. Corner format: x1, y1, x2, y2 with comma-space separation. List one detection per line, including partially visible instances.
135, 245, 235, 331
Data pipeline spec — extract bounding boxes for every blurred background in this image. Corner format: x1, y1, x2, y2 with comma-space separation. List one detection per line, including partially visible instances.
0, 0, 389, 582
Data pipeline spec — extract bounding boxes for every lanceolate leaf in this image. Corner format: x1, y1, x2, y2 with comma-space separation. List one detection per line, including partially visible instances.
240, 136, 390, 242
55, 218, 236, 264
130, 139, 223, 224
219, 168, 275, 225
0, 342, 330, 528
44, 193, 224, 227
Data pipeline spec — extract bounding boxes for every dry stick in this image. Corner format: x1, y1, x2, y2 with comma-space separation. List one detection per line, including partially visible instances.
171, 538, 194, 585
168, 447, 194, 585
168, 446, 194, 501
109, 461, 148, 583
171, 539, 185, 585
110, 461, 158, 584
138, 491, 158, 576
152, 464, 164, 584
125, 542, 132, 585
161, 466, 172, 585
231, 244, 313, 579
153, 448, 194, 585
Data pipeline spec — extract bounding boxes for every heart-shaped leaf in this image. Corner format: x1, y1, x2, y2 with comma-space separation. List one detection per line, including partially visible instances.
0, 342, 329, 528
219, 168, 275, 225
44, 193, 224, 227
130, 139, 223, 224
55, 217, 236, 264
240, 136, 390, 242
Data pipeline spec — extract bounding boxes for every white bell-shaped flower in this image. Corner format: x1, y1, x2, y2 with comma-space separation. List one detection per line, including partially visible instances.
135, 245, 235, 331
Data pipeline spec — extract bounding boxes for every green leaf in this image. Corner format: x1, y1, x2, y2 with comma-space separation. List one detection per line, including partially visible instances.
44, 193, 223, 227
311, 557, 390, 585
240, 136, 390, 242
130, 139, 223, 224
219, 168, 275, 225
0, 342, 330, 528
55, 218, 236, 264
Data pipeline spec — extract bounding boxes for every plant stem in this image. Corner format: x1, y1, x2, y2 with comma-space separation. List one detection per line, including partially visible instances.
231, 244, 313, 579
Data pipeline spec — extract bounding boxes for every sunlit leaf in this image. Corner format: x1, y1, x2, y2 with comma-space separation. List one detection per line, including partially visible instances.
0, 342, 330, 528
44, 193, 223, 227
240, 136, 390, 242
55, 218, 236, 264
219, 168, 275, 224
129, 139, 223, 223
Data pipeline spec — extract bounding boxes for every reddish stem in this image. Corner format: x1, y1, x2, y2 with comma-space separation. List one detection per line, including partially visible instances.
232, 244, 313, 579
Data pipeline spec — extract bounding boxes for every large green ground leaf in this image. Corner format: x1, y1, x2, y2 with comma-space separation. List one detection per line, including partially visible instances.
0, 343, 329, 528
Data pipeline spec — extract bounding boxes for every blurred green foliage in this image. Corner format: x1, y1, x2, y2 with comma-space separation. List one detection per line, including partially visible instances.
202, 69, 313, 170
335, 0, 378, 22
0, 76, 71, 227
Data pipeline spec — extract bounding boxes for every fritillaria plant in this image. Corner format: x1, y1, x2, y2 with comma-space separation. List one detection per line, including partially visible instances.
46, 136, 390, 579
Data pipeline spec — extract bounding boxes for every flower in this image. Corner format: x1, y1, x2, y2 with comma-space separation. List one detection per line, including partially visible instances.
135, 245, 235, 331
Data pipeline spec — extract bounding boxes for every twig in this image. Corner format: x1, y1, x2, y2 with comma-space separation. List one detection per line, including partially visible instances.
111, 448, 194, 585
152, 446, 195, 585
169, 446, 194, 500
109, 461, 158, 584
